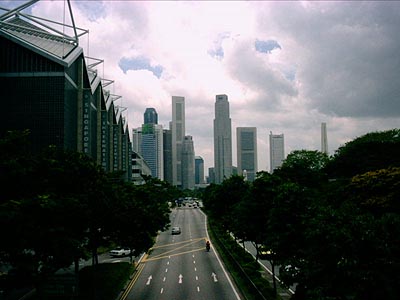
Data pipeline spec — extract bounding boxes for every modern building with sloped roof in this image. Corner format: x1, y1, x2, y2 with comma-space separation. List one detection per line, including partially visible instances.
0, 1, 132, 180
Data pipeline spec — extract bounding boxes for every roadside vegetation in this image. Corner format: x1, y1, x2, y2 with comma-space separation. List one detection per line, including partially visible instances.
202, 129, 400, 300
1, 128, 399, 300
0, 130, 179, 298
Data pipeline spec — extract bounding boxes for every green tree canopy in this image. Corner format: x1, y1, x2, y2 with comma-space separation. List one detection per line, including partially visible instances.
275, 150, 329, 187
326, 129, 400, 178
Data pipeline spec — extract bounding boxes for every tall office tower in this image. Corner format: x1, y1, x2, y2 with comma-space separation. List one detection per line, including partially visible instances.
163, 128, 173, 185
321, 122, 328, 154
181, 135, 195, 189
171, 96, 185, 187
195, 156, 205, 185
269, 132, 285, 173
144, 107, 158, 124
208, 167, 215, 184
213, 94, 232, 184
237, 127, 258, 181
132, 128, 142, 153
141, 123, 164, 180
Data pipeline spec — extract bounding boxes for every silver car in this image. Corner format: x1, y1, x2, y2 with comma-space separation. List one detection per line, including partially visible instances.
171, 226, 181, 235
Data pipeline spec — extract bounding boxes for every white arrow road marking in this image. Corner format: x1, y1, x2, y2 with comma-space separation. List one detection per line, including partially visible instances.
179, 274, 183, 284
211, 272, 218, 282
146, 275, 152, 285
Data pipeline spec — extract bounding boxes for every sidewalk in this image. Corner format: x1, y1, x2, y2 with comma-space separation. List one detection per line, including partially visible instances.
231, 235, 295, 299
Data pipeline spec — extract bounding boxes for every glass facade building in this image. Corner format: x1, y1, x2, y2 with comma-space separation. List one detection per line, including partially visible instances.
213, 94, 232, 184
0, 4, 132, 180
269, 132, 285, 173
237, 127, 258, 181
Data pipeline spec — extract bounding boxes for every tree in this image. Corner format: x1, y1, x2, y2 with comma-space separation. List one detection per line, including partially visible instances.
275, 150, 329, 188
325, 129, 400, 179
347, 167, 400, 214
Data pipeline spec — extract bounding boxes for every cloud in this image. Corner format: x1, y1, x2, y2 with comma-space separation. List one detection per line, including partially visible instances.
8, 1, 399, 173
255, 1, 400, 118
223, 37, 298, 111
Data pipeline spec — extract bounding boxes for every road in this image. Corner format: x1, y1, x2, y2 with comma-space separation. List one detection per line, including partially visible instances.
121, 207, 242, 300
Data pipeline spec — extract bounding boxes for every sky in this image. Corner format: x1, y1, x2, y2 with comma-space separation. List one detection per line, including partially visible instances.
2, 0, 400, 174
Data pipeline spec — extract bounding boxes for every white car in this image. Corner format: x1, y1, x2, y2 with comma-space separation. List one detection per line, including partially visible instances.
171, 226, 181, 235
109, 247, 131, 257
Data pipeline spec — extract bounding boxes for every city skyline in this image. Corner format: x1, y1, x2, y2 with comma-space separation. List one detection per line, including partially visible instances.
3, 1, 399, 173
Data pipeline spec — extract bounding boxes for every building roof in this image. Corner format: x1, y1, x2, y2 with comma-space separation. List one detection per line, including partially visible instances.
0, 11, 83, 67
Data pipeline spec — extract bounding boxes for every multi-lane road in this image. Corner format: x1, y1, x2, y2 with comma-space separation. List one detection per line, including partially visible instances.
121, 206, 242, 300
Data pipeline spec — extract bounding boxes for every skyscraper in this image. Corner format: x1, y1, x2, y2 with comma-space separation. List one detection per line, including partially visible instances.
141, 123, 164, 180
132, 128, 142, 154
171, 96, 185, 187
321, 122, 328, 154
214, 94, 232, 184
181, 135, 195, 190
144, 107, 158, 124
237, 127, 258, 181
270, 132, 285, 173
195, 156, 205, 185
163, 128, 173, 185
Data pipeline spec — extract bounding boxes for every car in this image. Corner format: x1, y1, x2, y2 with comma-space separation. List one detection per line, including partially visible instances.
109, 247, 131, 257
171, 226, 181, 235
258, 245, 273, 260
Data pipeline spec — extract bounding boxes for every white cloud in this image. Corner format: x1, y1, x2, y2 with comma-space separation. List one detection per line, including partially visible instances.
17, 1, 400, 174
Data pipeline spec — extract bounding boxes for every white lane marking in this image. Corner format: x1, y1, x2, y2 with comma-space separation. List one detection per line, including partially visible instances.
197, 286, 200, 292
163, 277, 166, 282
193, 260, 196, 264
196, 276, 198, 281
165, 268, 168, 273
178, 274, 183, 284
146, 275, 152, 285
167, 261, 170, 265
200, 211, 241, 300
160, 288, 164, 294
212, 272, 218, 282
194, 267, 197, 271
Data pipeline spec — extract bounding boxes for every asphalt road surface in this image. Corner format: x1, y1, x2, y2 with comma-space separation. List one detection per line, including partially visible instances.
121, 207, 242, 300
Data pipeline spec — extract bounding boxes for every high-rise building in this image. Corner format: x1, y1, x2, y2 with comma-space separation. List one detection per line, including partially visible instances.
321, 122, 328, 154
181, 135, 195, 190
144, 107, 158, 124
195, 156, 205, 185
171, 96, 185, 187
141, 123, 164, 180
237, 127, 258, 181
213, 94, 232, 184
132, 128, 142, 153
208, 167, 215, 184
269, 132, 285, 173
163, 128, 173, 185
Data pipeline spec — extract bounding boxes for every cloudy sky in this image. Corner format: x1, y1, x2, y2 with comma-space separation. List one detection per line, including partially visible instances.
3, 0, 400, 173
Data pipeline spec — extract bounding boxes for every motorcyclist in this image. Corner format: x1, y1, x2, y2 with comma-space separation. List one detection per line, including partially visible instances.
206, 240, 210, 251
